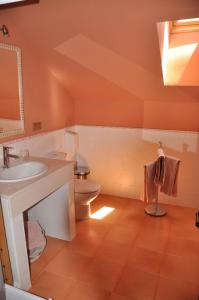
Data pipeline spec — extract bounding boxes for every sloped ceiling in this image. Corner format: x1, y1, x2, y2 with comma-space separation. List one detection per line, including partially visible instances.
1, 0, 199, 130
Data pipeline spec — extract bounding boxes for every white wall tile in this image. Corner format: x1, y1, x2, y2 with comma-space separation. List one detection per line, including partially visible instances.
75, 125, 199, 209
1, 125, 198, 209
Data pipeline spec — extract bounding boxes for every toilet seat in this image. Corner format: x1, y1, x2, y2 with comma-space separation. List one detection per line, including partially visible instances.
75, 179, 100, 194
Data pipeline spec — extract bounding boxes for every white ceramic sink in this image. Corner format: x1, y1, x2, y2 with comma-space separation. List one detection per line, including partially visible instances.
0, 161, 48, 183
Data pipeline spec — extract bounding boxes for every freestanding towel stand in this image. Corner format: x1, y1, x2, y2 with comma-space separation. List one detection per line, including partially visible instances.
144, 142, 167, 217
144, 186, 167, 217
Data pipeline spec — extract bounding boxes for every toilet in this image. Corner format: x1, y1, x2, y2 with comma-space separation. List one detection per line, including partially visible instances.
74, 177, 100, 220
46, 146, 100, 220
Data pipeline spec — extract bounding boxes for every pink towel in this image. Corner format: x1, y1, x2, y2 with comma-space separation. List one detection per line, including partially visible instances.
154, 156, 165, 187
144, 155, 180, 201
160, 156, 180, 196
144, 161, 158, 202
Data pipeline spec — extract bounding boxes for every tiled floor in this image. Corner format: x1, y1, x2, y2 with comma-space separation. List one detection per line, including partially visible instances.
29, 194, 199, 300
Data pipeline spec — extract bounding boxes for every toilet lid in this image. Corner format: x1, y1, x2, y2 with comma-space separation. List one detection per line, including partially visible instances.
75, 179, 100, 194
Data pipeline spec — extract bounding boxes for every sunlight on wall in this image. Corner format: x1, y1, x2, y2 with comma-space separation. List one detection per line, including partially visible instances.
169, 43, 198, 59
157, 20, 199, 86
90, 206, 115, 220
162, 22, 169, 83
166, 43, 198, 84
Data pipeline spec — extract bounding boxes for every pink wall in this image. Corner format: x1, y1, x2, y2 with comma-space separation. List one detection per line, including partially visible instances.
22, 50, 74, 136
0, 13, 74, 143
74, 97, 199, 132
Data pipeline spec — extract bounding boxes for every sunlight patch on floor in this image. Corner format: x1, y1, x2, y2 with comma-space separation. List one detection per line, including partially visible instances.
90, 206, 115, 220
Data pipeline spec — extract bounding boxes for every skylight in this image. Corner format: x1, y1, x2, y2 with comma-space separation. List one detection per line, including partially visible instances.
171, 18, 199, 33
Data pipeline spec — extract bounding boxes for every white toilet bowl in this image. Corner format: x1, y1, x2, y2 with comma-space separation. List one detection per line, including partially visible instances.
75, 178, 100, 220
46, 151, 100, 220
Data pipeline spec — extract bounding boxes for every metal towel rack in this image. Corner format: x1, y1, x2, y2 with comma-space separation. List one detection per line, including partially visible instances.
144, 141, 167, 217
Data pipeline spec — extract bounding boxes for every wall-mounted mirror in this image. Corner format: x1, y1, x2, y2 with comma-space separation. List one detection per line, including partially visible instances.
0, 43, 24, 138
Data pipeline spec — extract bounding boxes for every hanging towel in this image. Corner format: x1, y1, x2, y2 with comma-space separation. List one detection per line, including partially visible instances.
154, 156, 165, 187
144, 161, 158, 202
160, 156, 180, 196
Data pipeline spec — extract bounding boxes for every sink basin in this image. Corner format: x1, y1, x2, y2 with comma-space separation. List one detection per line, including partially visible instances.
0, 161, 48, 183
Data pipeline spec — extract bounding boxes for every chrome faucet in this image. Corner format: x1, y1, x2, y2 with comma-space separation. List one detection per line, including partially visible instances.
3, 146, 19, 168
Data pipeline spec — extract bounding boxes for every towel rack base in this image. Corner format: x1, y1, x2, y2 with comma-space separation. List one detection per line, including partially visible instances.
145, 203, 167, 217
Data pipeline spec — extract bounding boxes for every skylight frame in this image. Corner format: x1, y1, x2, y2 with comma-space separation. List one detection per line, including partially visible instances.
171, 18, 199, 33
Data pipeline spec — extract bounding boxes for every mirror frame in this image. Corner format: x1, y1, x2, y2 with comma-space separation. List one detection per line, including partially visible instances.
0, 43, 24, 138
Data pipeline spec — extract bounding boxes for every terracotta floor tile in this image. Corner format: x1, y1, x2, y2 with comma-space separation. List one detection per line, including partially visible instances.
160, 254, 199, 284
45, 248, 91, 280
118, 213, 144, 229
165, 237, 199, 259
105, 224, 139, 246
109, 293, 133, 300
29, 271, 75, 300
135, 227, 169, 252
30, 263, 44, 284
143, 214, 171, 235
127, 247, 164, 274
170, 222, 199, 241
165, 204, 197, 224
92, 195, 131, 224
63, 234, 102, 257
68, 280, 110, 300
31, 236, 66, 268
92, 195, 131, 210
29, 195, 199, 300
76, 219, 111, 239
30, 236, 67, 282
80, 257, 123, 291
118, 201, 146, 226
98, 209, 124, 225
155, 277, 199, 300
44, 235, 66, 255
115, 265, 158, 300
95, 240, 131, 266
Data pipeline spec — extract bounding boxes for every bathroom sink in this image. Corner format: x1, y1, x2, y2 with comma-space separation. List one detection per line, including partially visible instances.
0, 161, 48, 183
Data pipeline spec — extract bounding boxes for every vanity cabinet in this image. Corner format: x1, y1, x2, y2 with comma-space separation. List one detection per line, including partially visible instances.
0, 158, 75, 291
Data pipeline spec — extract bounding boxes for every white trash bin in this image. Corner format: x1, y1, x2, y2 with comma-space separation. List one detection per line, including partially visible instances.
26, 220, 47, 263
